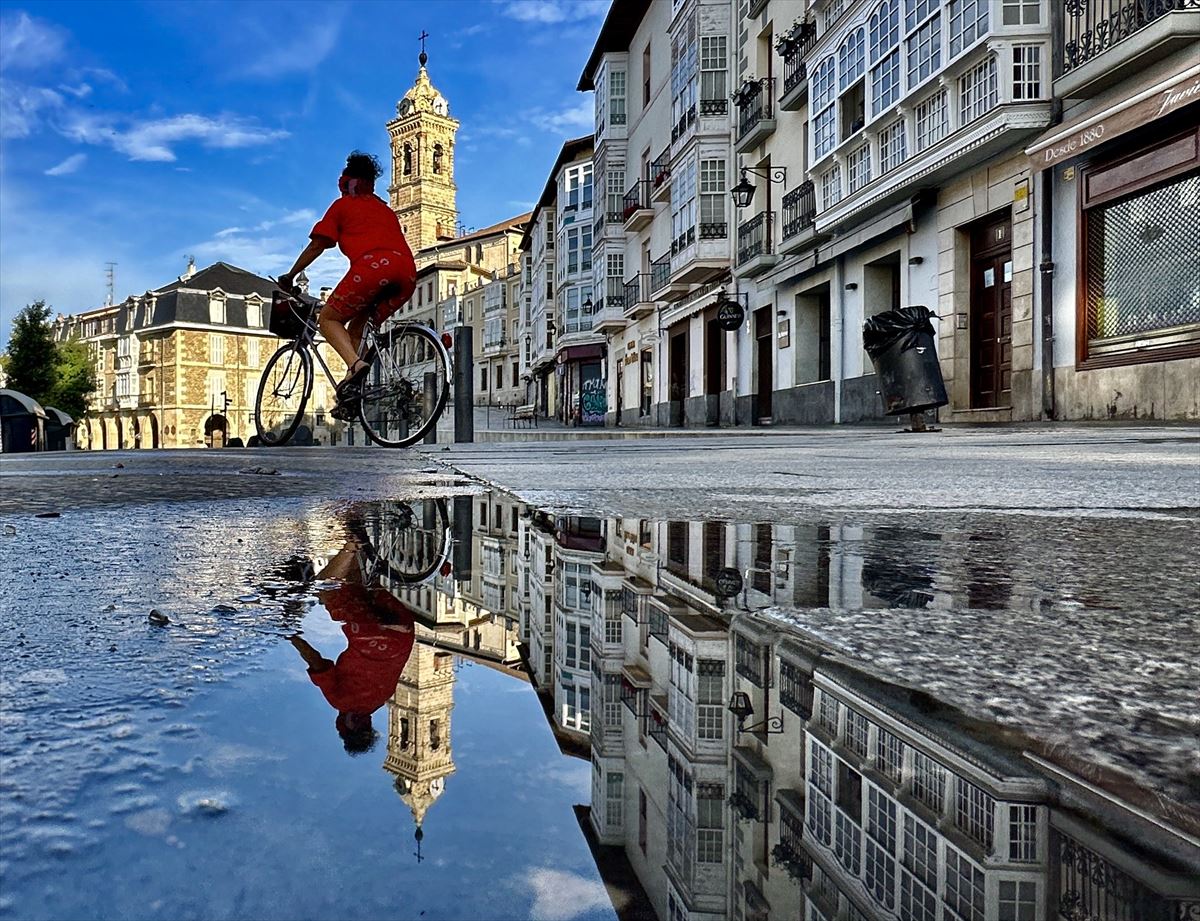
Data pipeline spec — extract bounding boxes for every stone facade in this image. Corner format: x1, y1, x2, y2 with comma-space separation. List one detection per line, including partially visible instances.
388, 52, 459, 254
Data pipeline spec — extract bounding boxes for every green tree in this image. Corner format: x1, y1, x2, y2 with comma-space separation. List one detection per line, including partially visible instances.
45, 337, 97, 420
4, 301, 57, 398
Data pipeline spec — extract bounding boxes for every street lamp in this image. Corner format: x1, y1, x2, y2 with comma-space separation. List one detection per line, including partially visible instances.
727, 691, 784, 735
731, 166, 788, 209
582, 296, 593, 315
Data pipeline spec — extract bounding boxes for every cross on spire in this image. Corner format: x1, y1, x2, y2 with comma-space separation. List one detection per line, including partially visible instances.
418, 30, 429, 67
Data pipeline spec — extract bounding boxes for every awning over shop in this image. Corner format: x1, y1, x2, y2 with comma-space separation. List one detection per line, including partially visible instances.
1026, 62, 1200, 172
556, 343, 604, 363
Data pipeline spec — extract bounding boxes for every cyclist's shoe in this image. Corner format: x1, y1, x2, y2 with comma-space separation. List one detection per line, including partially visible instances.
331, 398, 359, 422
335, 359, 371, 402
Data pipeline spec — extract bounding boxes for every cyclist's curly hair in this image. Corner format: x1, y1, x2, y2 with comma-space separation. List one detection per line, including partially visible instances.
344, 150, 382, 182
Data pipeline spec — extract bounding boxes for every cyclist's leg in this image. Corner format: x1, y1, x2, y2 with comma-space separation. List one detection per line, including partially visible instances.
319, 276, 369, 375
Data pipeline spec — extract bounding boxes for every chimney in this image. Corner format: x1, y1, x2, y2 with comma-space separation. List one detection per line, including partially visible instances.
181, 255, 196, 281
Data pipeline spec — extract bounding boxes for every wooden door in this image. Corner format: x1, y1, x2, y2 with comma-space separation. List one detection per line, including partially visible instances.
970, 216, 1013, 409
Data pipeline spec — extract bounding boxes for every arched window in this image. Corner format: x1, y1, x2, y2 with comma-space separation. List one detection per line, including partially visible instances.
839, 28, 865, 89
869, 0, 899, 62
403, 143, 413, 175
433, 143, 443, 174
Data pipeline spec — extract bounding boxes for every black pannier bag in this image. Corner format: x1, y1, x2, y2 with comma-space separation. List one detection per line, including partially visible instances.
269, 291, 318, 339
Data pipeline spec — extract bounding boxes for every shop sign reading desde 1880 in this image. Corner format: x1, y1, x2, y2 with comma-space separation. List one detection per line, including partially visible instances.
1027, 63, 1200, 172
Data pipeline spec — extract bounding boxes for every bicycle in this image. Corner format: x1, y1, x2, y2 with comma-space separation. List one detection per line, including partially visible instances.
254, 287, 451, 448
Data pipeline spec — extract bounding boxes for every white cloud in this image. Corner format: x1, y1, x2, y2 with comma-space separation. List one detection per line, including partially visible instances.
529, 98, 593, 133
502, 0, 607, 24
45, 152, 86, 176
0, 80, 63, 138
0, 11, 67, 70
61, 111, 289, 162
524, 868, 611, 921
57, 82, 92, 99
237, 6, 347, 78
184, 208, 335, 288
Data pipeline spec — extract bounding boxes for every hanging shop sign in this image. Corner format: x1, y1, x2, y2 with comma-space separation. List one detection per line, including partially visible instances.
717, 300, 745, 332
715, 567, 744, 597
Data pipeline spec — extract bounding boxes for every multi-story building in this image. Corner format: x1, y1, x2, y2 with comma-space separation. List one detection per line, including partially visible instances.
518, 135, 599, 423
1024, 3, 1199, 419
579, 0, 737, 428
54, 261, 346, 450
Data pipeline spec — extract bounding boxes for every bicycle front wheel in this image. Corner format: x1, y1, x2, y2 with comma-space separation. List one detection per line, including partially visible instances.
255, 341, 313, 446
358, 324, 450, 448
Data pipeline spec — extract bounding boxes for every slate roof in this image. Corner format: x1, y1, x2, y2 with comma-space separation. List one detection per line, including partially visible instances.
155, 261, 277, 298
111, 261, 278, 333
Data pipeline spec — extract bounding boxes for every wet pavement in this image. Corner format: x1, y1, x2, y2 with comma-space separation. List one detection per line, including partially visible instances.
1, 431, 1198, 920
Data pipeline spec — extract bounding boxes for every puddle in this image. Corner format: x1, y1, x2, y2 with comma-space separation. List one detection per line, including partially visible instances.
0, 492, 1197, 920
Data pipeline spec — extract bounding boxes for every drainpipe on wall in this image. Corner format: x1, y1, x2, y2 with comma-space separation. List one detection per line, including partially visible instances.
831, 254, 844, 424
1039, 96, 1063, 421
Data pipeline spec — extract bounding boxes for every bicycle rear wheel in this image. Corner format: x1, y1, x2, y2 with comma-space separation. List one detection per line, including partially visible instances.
358, 324, 450, 448
255, 341, 312, 446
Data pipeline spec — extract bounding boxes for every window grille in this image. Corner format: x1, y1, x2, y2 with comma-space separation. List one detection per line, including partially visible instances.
697, 659, 724, 740
958, 56, 998, 124
949, 0, 989, 58
906, 13, 940, 87
697, 783, 724, 863
848, 144, 872, 193
845, 708, 870, 757
903, 814, 938, 889
839, 28, 865, 89
813, 57, 837, 108
735, 633, 765, 686
810, 741, 834, 796
880, 119, 907, 173
814, 107, 837, 159
876, 727, 904, 781
871, 49, 901, 114
911, 750, 946, 813
866, 786, 896, 847
822, 165, 843, 208
1084, 173, 1200, 350
818, 690, 840, 735
955, 778, 995, 850
1008, 804, 1038, 861
915, 90, 948, 151
905, 0, 937, 29
834, 809, 861, 875
807, 791, 833, 845
997, 880, 1037, 920
900, 869, 938, 921
779, 660, 814, 717
1012, 44, 1041, 100
869, 0, 900, 61
944, 847, 985, 921
865, 839, 897, 909
732, 759, 762, 822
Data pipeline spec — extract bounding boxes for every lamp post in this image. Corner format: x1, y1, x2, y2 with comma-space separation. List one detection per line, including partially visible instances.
731, 166, 788, 209
727, 691, 784, 735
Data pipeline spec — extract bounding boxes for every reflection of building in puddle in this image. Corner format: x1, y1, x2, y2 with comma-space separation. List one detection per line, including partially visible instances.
384, 641, 455, 840
377, 498, 1198, 918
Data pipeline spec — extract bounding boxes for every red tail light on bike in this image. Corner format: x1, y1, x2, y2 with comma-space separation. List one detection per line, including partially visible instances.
441, 332, 453, 350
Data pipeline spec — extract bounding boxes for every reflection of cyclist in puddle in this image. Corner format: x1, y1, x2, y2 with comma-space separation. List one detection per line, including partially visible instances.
289, 534, 415, 755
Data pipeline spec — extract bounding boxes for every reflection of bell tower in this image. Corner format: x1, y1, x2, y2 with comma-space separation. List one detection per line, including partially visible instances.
387, 40, 459, 253
384, 642, 456, 845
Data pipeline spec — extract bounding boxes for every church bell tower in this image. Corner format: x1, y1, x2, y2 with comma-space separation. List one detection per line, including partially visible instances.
388, 40, 459, 253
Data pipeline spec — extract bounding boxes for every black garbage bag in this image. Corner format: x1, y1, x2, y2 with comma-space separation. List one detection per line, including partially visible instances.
862, 306, 948, 416
862, 305, 938, 358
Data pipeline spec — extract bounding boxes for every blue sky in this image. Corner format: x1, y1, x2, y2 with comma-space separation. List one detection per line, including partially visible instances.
0, 0, 604, 341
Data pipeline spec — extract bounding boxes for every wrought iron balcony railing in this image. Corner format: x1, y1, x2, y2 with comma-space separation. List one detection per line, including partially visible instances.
1063, 0, 1199, 74
623, 273, 651, 308
699, 221, 727, 240
599, 277, 626, 314
778, 18, 818, 96
781, 180, 816, 239
736, 78, 774, 142
670, 226, 696, 256
650, 148, 671, 192
699, 97, 728, 116
651, 253, 672, 292
622, 180, 649, 220
737, 211, 774, 266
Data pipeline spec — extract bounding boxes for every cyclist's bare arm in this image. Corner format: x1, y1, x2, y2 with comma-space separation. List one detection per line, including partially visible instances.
279, 235, 334, 291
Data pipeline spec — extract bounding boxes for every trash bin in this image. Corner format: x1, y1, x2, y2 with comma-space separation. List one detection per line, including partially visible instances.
862, 306, 948, 416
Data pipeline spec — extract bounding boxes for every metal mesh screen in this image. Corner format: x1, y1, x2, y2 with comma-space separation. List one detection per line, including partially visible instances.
1085, 172, 1200, 343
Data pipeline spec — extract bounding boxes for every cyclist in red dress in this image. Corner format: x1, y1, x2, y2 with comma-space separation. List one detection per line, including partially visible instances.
278, 151, 416, 408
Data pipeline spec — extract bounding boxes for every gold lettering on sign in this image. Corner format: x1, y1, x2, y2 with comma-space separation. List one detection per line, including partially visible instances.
1157, 76, 1200, 117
